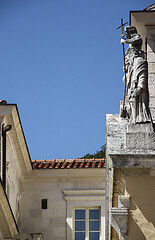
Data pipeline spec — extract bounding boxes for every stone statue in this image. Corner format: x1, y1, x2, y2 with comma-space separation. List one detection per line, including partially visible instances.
121, 26, 151, 124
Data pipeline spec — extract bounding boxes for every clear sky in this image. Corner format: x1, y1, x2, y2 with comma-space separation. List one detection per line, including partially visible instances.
0, 0, 154, 160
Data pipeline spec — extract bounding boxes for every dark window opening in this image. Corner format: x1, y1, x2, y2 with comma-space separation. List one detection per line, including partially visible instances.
41, 199, 47, 209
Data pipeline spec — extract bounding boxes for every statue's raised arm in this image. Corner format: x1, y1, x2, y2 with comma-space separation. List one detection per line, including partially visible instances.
121, 26, 142, 49
121, 26, 151, 124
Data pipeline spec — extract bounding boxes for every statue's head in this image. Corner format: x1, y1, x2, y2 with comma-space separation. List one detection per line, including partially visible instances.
125, 26, 137, 38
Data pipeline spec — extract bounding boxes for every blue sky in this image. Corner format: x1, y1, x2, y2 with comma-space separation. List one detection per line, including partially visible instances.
0, 0, 154, 159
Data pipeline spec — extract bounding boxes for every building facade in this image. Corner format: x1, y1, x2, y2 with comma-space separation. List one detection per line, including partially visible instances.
0, 103, 106, 240
1, 3, 155, 240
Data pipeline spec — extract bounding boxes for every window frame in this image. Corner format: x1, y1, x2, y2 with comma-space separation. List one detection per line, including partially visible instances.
73, 207, 100, 240
63, 189, 105, 240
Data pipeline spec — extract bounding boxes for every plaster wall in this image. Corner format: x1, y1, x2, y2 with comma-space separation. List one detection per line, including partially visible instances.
20, 170, 106, 240
126, 176, 155, 240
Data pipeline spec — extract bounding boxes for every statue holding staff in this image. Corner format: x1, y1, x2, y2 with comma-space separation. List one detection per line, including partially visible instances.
120, 25, 151, 124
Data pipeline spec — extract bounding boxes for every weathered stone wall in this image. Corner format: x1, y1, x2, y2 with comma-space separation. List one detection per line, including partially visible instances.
20, 170, 106, 240
0, 105, 32, 239
106, 114, 155, 161
112, 169, 125, 208
106, 114, 155, 240
111, 227, 119, 240
6, 140, 21, 225
0, 121, 22, 238
110, 169, 126, 240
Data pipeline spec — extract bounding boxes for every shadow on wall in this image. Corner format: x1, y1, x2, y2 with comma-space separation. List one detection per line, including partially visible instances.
126, 176, 155, 240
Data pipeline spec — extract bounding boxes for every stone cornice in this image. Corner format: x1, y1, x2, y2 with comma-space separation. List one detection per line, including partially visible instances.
130, 11, 155, 22
63, 189, 106, 201
27, 167, 106, 179
63, 189, 106, 195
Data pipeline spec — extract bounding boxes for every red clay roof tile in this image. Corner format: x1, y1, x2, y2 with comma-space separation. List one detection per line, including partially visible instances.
31, 159, 106, 169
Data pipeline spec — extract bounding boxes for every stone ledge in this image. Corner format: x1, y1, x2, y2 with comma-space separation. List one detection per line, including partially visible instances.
107, 114, 155, 157
111, 207, 128, 215
111, 207, 128, 240
112, 157, 155, 168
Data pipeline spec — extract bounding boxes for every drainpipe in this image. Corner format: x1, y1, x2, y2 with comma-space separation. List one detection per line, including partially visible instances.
1, 124, 12, 190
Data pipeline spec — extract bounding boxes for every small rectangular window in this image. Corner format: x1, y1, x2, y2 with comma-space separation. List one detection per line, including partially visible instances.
41, 199, 47, 209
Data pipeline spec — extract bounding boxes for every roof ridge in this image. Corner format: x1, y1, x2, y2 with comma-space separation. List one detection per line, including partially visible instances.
32, 158, 106, 169
32, 158, 105, 162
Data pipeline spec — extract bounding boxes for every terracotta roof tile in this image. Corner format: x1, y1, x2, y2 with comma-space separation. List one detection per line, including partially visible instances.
85, 161, 91, 168
61, 160, 68, 169
31, 159, 106, 169
79, 160, 85, 168
67, 160, 75, 169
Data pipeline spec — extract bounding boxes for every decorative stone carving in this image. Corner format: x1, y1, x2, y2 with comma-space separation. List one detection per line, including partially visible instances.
111, 195, 130, 240
111, 207, 128, 240
118, 195, 130, 209
121, 26, 151, 124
